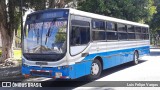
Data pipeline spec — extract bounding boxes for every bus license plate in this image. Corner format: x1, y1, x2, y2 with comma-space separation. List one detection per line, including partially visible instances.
55, 72, 62, 78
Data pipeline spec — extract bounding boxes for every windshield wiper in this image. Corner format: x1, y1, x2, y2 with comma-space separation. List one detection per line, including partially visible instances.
45, 17, 65, 45
34, 21, 44, 44
32, 20, 40, 44
45, 18, 57, 45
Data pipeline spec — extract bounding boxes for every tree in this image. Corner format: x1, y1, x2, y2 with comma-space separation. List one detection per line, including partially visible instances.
150, 0, 160, 30
78, 0, 156, 23
0, 0, 43, 63
0, 0, 21, 62
149, 0, 160, 45
23, 0, 73, 10
48, 0, 73, 8
0, 0, 76, 63
23, 0, 46, 10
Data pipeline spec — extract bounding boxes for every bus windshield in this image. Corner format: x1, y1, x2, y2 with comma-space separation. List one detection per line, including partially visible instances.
23, 20, 67, 54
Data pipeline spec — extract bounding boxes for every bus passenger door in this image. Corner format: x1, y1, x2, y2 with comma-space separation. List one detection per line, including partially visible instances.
69, 15, 91, 77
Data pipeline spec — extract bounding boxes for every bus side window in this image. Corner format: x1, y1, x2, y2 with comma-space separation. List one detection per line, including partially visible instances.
106, 22, 118, 40
92, 19, 106, 41
71, 20, 90, 46
71, 26, 80, 45
118, 23, 127, 40
135, 26, 142, 40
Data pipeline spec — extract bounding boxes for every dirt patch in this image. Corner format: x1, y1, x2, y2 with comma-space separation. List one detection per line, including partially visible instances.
0, 58, 23, 81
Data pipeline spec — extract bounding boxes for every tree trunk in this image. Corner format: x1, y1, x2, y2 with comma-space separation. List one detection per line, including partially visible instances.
0, 0, 14, 63
49, 0, 56, 8
0, 23, 14, 63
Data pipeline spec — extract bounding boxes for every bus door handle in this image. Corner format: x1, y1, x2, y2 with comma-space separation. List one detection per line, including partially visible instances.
81, 53, 89, 57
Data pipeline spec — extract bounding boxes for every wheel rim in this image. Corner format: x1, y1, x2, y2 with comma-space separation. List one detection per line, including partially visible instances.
91, 63, 99, 75
135, 53, 138, 64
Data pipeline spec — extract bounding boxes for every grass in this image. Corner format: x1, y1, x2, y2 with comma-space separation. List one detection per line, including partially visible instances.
0, 50, 22, 60
13, 50, 22, 60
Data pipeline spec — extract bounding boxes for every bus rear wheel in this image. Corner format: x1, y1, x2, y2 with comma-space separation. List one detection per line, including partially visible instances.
133, 51, 139, 65
88, 59, 102, 80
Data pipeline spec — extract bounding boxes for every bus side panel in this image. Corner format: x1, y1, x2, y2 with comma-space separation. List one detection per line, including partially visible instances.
103, 53, 119, 69
98, 52, 113, 69
138, 46, 150, 57
74, 62, 86, 78
144, 46, 150, 55
68, 46, 150, 79
103, 50, 130, 70
127, 49, 134, 62
84, 60, 93, 76
116, 54, 123, 66
138, 47, 143, 56
103, 57, 117, 69
121, 48, 134, 63
68, 65, 76, 79
82, 54, 96, 76
69, 60, 92, 79
101, 46, 150, 70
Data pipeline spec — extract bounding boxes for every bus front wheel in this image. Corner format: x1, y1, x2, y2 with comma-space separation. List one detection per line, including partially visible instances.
133, 51, 139, 65
88, 59, 102, 80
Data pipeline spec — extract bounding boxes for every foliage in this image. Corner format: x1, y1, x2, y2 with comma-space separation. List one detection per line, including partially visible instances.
23, 0, 46, 10
150, 0, 160, 31
78, 0, 156, 23
22, 0, 73, 10
55, 28, 67, 43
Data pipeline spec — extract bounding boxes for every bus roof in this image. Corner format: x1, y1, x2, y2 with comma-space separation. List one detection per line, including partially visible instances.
69, 8, 149, 27
27, 8, 149, 27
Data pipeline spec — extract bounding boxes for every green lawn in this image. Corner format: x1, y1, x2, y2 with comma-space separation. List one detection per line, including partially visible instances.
13, 50, 22, 60
0, 50, 22, 60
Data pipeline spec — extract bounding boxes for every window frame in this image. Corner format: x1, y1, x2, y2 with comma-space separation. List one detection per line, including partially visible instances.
92, 19, 105, 30
70, 20, 91, 46
135, 26, 142, 33
106, 21, 118, 41
127, 25, 135, 33
117, 23, 128, 41
92, 19, 106, 41
106, 21, 117, 31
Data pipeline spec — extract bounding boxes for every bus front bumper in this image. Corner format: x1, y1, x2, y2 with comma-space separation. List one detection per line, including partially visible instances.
22, 64, 73, 79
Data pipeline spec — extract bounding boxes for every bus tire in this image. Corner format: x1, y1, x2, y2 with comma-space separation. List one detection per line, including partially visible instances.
132, 51, 139, 65
88, 59, 102, 80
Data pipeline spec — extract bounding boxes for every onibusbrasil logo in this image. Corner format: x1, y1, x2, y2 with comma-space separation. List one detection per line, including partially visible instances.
1, 82, 42, 87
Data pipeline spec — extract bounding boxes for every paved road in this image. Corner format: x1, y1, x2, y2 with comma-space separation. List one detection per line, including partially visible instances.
3, 47, 160, 90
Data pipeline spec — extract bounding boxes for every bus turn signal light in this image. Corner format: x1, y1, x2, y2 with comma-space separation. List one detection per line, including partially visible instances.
24, 74, 30, 78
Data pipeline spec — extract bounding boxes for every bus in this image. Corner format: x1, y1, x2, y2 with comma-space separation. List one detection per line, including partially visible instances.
22, 8, 150, 80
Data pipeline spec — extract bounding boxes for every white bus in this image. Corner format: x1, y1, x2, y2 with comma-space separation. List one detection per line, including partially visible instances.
22, 8, 150, 80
